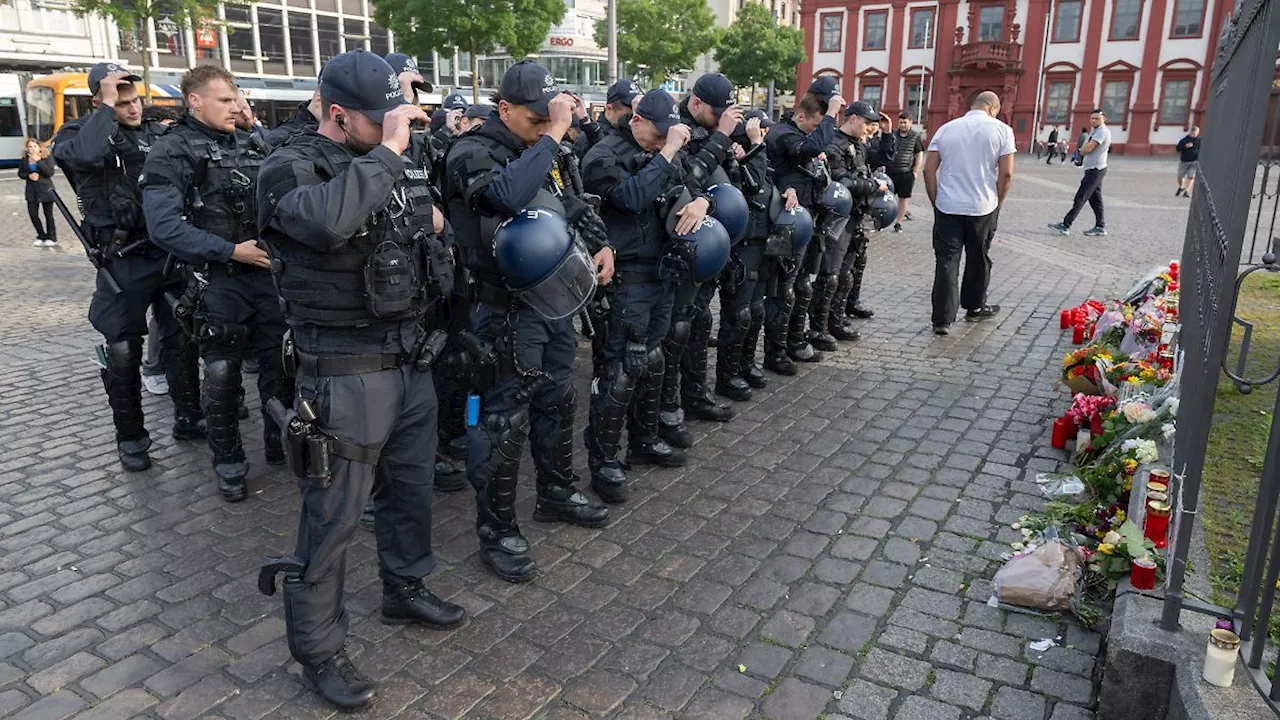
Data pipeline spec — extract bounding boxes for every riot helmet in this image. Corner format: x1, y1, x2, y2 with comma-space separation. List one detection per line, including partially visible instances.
868, 190, 900, 231
772, 205, 814, 253
707, 183, 749, 243
493, 208, 598, 319
873, 170, 895, 194
673, 216, 731, 282
820, 181, 853, 217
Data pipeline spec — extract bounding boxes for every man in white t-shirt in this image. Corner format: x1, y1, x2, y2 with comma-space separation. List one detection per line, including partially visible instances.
1049, 109, 1111, 237
923, 90, 1016, 335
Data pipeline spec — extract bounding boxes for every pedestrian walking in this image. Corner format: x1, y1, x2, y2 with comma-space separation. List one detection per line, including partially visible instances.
1049, 109, 1111, 237
1176, 126, 1201, 197
1045, 126, 1059, 164
20, 138, 56, 246
923, 90, 1015, 335
886, 111, 925, 232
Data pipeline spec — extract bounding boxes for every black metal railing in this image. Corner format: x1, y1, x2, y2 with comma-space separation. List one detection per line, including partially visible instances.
1160, 0, 1280, 710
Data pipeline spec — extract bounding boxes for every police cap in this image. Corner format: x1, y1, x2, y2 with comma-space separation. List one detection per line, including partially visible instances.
319, 48, 408, 124
634, 89, 681, 135
441, 92, 470, 111
807, 76, 838, 103
732, 108, 774, 139
692, 73, 736, 114
606, 79, 641, 106
499, 60, 560, 116
464, 105, 492, 120
384, 52, 434, 93
88, 62, 141, 96
845, 100, 881, 121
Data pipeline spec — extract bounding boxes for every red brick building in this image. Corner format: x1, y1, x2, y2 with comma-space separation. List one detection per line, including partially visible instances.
795, 0, 1230, 153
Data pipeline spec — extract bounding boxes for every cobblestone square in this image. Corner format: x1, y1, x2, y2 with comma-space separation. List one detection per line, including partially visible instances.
0, 156, 1187, 718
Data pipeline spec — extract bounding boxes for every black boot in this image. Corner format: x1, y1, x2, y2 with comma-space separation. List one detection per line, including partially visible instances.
588, 457, 629, 504
684, 387, 735, 422
534, 482, 610, 526
632, 373, 688, 464
165, 335, 205, 440
787, 275, 824, 363
434, 454, 468, 492
475, 413, 538, 583
831, 317, 861, 342
742, 304, 768, 389
715, 305, 752, 401
763, 333, 797, 376
103, 339, 152, 471
829, 267, 860, 341
628, 437, 687, 467
845, 242, 873, 318
586, 366, 635, 504
381, 580, 467, 628
205, 359, 249, 502
478, 520, 537, 583
264, 429, 286, 465
807, 273, 840, 351
172, 414, 207, 441
302, 650, 376, 711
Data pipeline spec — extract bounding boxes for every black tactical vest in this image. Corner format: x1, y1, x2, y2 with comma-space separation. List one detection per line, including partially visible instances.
272, 133, 445, 327
76, 121, 164, 237
176, 122, 264, 245
766, 121, 824, 207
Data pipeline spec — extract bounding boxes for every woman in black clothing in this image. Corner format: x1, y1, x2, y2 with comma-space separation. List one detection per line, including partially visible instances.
20, 138, 56, 246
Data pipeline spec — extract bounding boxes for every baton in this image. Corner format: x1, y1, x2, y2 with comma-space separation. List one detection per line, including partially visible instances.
51, 188, 122, 294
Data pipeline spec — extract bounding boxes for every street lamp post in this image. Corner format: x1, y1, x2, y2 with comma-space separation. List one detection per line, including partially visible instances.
608, 0, 618, 84
917, 17, 930, 125
1030, 0, 1054, 152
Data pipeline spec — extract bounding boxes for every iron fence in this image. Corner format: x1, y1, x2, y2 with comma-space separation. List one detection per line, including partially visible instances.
1160, 0, 1280, 709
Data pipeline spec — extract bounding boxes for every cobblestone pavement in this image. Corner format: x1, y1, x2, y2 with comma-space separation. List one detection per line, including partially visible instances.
0, 155, 1187, 720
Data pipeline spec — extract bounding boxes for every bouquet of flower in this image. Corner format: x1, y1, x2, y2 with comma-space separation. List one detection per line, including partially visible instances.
1067, 394, 1115, 426
1063, 345, 1126, 395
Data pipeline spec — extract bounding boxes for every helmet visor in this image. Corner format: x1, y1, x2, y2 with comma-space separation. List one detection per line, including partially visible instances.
516, 240, 598, 320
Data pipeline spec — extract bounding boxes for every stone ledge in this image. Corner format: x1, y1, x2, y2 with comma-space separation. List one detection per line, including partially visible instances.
1097, 581, 1274, 720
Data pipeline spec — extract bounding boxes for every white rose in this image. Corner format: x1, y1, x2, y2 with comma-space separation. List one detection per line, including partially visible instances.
1103, 530, 1122, 545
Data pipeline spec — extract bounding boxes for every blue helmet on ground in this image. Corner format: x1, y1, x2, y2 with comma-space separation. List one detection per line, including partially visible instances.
493, 208, 598, 319
869, 190, 900, 231
707, 183, 749, 244
820, 181, 853, 217
675, 216, 731, 282
773, 205, 814, 253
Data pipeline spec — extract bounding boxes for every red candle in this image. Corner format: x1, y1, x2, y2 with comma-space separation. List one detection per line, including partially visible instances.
1064, 413, 1078, 436
1051, 418, 1068, 449
1145, 500, 1172, 549
1169, 261, 1179, 279
1087, 322, 1096, 340
1131, 557, 1157, 590
1168, 281, 1179, 292
1090, 413, 1104, 435
1060, 309, 1071, 329
1072, 307, 1084, 324
1072, 324, 1085, 344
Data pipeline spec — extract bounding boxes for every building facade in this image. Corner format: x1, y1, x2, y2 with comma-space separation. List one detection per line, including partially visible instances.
796, 0, 1228, 153
0, 0, 121, 71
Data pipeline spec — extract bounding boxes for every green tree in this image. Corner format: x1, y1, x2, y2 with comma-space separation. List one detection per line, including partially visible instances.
714, 2, 805, 106
374, 0, 566, 103
594, 0, 719, 86
67, 0, 229, 102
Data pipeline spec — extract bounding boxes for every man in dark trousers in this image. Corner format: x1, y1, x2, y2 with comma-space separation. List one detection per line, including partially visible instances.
445, 60, 614, 584
1176, 126, 1201, 197
886, 111, 925, 232
1045, 126, 1060, 163
763, 76, 844, 372
581, 88, 696, 502
923, 91, 1015, 335
255, 49, 469, 710
142, 65, 292, 502
1049, 109, 1111, 237
53, 62, 205, 472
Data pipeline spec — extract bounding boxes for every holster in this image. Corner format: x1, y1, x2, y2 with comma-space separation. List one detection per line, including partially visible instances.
265, 398, 332, 488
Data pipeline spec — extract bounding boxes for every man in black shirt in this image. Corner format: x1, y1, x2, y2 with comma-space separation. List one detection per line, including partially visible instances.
886, 111, 925, 232
1045, 126, 1059, 164
1176, 126, 1201, 197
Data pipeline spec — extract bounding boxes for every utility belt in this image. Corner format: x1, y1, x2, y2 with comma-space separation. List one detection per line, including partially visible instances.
282, 329, 447, 379
202, 260, 269, 277
94, 226, 153, 259
613, 264, 662, 284
264, 397, 380, 488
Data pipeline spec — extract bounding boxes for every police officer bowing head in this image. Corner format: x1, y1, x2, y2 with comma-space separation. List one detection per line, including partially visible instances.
604, 79, 642, 130
254, 48, 464, 713
443, 59, 612, 586
384, 52, 433, 104
687, 73, 743, 136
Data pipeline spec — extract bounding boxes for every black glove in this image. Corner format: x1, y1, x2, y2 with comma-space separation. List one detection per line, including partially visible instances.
564, 195, 609, 254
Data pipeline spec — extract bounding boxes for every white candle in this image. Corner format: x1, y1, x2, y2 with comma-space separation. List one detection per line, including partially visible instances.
1075, 428, 1091, 451
1202, 629, 1240, 687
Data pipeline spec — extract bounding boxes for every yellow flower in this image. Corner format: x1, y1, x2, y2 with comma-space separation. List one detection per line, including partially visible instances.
1123, 459, 1138, 473
1095, 530, 1106, 539
1098, 543, 1115, 555
1115, 510, 1127, 522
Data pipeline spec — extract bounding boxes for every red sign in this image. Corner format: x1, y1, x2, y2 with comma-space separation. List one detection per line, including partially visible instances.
196, 28, 216, 48
549, 36, 574, 47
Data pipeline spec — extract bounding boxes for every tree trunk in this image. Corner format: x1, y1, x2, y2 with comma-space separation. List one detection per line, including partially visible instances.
142, 59, 152, 104
750, 83, 757, 107
471, 51, 480, 104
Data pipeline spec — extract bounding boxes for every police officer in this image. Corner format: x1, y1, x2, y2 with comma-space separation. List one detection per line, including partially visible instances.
254, 49, 465, 710
141, 65, 292, 502
658, 73, 742, 449
764, 77, 844, 372
461, 104, 491, 133
445, 60, 615, 583
715, 110, 771, 400
600, 80, 642, 135
53, 62, 204, 472
809, 101, 885, 346
263, 72, 322, 150
580, 89, 699, 502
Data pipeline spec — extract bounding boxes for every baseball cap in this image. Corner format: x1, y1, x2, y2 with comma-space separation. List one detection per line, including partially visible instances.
319, 49, 409, 124
498, 60, 560, 116
383, 52, 433, 93
441, 92, 470, 111
635, 89, 681, 135
845, 100, 881, 121
692, 73, 736, 114
732, 108, 774, 138
807, 76, 839, 103
88, 62, 141, 96
464, 105, 492, 120
606, 79, 641, 106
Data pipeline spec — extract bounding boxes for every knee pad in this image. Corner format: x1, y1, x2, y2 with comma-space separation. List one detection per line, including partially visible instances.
105, 338, 144, 368
481, 408, 530, 463
749, 300, 765, 324
733, 305, 751, 331
668, 319, 692, 345
645, 346, 665, 376
794, 274, 813, 298
533, 381, 576, 422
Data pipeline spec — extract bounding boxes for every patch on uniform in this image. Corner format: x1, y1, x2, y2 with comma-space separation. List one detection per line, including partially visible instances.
549, 164, 564, 190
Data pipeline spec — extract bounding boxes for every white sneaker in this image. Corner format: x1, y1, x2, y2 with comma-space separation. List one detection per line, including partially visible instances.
33, 238, 44, 246
142, 374, 170, 395
42, 239, 56, 247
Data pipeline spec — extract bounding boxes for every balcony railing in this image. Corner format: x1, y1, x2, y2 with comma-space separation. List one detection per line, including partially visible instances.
952, 41, 1022, 71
